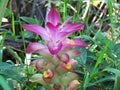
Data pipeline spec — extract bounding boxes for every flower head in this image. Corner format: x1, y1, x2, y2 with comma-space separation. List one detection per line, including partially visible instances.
23, 8, 87, 90
23, 8, 86, 55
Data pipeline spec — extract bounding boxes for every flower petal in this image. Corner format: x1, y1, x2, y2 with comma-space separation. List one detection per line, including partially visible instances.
43, 69, 54, 83
47, 42, 62, 55
62, 38, 87, 50
61, 23, 84, 34
23, 24, 49, 41
30, 74, 46, 85
26, 42, 48, 53
72, 38, 88, 47
68, 59, 78, 67
57, 23, 85, 41
67, 50, 81, 58
60, 17, 72, 29
61, 63, 73, 71
57, 53, 70, 63
56, 32, 68, 42
30, 59, 46, 70
46, 22, 58, 41
67, 80, 80, 90
47, 8, 60, 26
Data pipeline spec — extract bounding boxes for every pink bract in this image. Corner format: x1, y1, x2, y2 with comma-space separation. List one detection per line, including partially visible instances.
23, 8, 87, 55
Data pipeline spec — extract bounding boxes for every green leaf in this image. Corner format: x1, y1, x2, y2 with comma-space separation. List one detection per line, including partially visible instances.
109, 23, 120, 28
113, 76, 120, 90
0, 49, 3, 62
6, 48, 23, 64
20, 16, 41, 25
23, 31, 35, 38
95, 31, 110, 45
0, 62, 24, 81
0, 75, 11, 90
93, 40, 110, 70
104, 68, 120, 76
87, 76, 114, 87
36, 86, 45, 90
114, 44, 120, 59
107, 0, 114, 22
75, 48, 87, 65
0, 62, 14, 70
0, 0, 8, 26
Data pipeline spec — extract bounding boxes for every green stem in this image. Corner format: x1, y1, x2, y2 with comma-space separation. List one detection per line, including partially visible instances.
107, 0, 114, 40
11, 12, 15, 36
63, 0, 68, 21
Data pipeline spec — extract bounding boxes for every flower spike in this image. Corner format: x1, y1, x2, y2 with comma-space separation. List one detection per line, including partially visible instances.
23, 8, 87, 90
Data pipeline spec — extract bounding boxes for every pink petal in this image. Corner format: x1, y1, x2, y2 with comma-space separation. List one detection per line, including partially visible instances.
47, 8, 60, 26
47, 42, 62, 55
43, 69, 54, 83
57, 23, 85, 41
30, 59, 45, 70
26, 42, 48, 53
67, 80, 80, 90
57, 53, 70, 63
61, 23, 85, 33
61, 62, 73, 71
68, 59, 78, 67
56, 32, 68, 42
60, 17, 72, 29
46, 22, 58, 41
72, 38, 88, 47
62, 38, 87, 50
67, 50, 81, 58
23, 24, 49, 41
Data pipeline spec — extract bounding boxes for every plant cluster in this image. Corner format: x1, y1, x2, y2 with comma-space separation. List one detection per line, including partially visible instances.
0, 0, 120, 90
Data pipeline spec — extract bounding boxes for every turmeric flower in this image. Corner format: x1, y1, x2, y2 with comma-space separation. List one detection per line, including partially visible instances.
23, 8, 87, 55
23, 8, 87, 90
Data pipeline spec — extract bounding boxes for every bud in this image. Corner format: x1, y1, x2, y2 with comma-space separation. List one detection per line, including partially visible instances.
57, 53, 69, 63
67, 80, 80, 90
67, 50, 81, 58
29, 74, 45, 85
68, 59, 78, 67
30, 59, 47, 70
62, 63, 73, 71
43, 69, 54, 83
53, 84, 61, 90
61, 72, 79, 86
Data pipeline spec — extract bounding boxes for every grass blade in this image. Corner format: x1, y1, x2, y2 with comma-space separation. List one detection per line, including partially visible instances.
0, 0, 8, 26
0, 75, 11, 90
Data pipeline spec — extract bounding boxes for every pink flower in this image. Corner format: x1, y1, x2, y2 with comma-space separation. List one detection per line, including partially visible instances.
42, 69, 54, 83
30, 59, 47, 70
23, 8, 86, 55
67, 80, 80, 90
61, 59, 78, 72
